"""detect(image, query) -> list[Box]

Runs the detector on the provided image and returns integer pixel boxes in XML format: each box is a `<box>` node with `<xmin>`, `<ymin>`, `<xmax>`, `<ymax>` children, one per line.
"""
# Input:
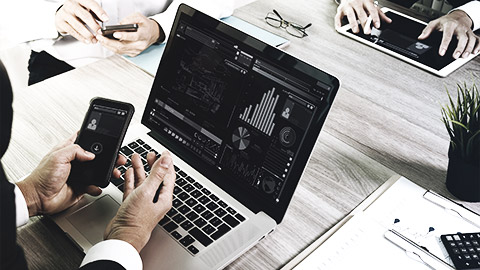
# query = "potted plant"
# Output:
<box><xmin>441</xmin><ymin>82</ymin><xmax>480</xmax><ymax>202</ymax></box>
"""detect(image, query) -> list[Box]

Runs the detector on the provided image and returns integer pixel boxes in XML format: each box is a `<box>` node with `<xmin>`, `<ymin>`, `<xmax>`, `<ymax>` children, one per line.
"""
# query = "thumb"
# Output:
<box><xmin>120</xmin><ymin>12</ymin><xmax>143</xmax><ymax>25</ymax></box>
<box><xmin>59</xmin><ymin>144</ymin><xmax>95</xmax><ymax>163</ymax></box>
<box><xmin>147</xmin><ymin>152</ymin><xmax>173</xmax><ymax>189</ymax></box>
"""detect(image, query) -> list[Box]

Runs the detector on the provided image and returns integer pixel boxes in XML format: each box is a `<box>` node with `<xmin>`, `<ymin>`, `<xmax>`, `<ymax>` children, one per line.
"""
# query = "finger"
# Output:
<box><xmin>345</xmin><ymin>8</ymin><xmax>359</xmax><ymax>33</ymax></box>
<box><xmin>119</xmin><ymin>12</ymin><xmax>143</xmax><ymax>25</ymax></box>
<box><xmin>116</xmin><ymin>154</ymin><xmax>127</xmax><ymax>167</ymax></box>
<box><xmin>334</xmin><ymin>10</ymin><xmax>343</xmax><ymax>29</ymax></box>
<box><xmin>418</xmin><ymin>22</ymin><xmax>436</xmax><ymax>40</ymax></box>
<box><xmin>113</xmin><ymin>31</ymin><xmax>140</xmax><ymax>42</ymax></box>
<box><xmin>58</xmin><ymin>144</ymin><xmax>95</xmax><ymax>163</ymax></box>
<box><xmin>148</xmin><ymin>152</ymin><xmax>175</xmax><ymax>200</ymax></box>
<box><xmin>85</xmin><ymin>185</ymin><xmax>102</xmax><ymax>196</ymax></box>
<box><xmin>354</xmin><ymin>6</ymin><xmax>369</xmax><ymax>32</ymax></box>
<box><xmin>146</xmin><ymin>152</ymin><xmax>157</xmax><ymax>168</ymax></box>
<box><xmin>112</xmin><ymin>168</ymin><xmax>122</xmax><ymax>179</ymax></box>
<box><xmin>96</xmin><ymin>34</ymin><xmax>126</xmax><ymax>54</ymax></box>
<box><xmin>52</xmin><ymin>132</ymin><xmax>78</xmax><ymax>152</ymax></box>
<box><xmin>78</xmin><ymin>0</ymin><xmax>109</xmax><ymax>22</ymax></box>
<box><xmin>364</xmin><ymin>16</ymin><xmax>372</xmax><ymax>35</ymax></box>
<box><xmin>474</xmin><ymin>35</ymin><xmax>480</xmax><ymax>54</ymax></box>
<box><xmin>124</xmin><ymin>168</ymin><xmax>134</xmax><ymax>200</ymax></box>
<box><xmin>74</xmin><ymin>7</ymin><xmax>102</xmax><ymax>39</ymax></box>
<box><xmin>131</xmin><ymin>153</ymin><xmax>146</xmax><ymax>187</ymax></box>
<box><xmin>64</xmin><ymin>14</ymin><xmax>96</xmax><ymax>43</ymax></box>
<box><xmin>379</xmin><ymin>10</ymin><xmax>392</xmax><ymax>24</ymax></box>
<box><xmin>454</xmin><ymin>34</ymin><xmax>468</xmax><ymax>59</ymax></box>
<box><xmin>439</xmin><ymin>26</ymin><xmax>455</xmax><ymax>57</ymax></box>
<box><xmin>365</xmin><ymin>2</ymin><xmax>380</xmax><ymax>29</ymax></box>
<box><xmin>462</xmin><ymin>33</ymin><xmax>476</xmax><ymax>58</ymax></box>
<box><xmin>57</xmin><ymin>20</ymin><xmax>87</xmax><ymax>43</ymax></box>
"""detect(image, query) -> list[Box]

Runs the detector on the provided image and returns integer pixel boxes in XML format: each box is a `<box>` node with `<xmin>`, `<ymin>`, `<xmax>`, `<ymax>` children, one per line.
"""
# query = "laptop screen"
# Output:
<box><xmin>143</xmin><ymin>4</ymin><xmax>339</xmax><ymax>223</ymax></box>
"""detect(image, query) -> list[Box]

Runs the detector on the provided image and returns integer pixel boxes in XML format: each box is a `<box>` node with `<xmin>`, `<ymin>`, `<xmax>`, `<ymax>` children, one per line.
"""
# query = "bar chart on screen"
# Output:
<box><xmin>239</xmin><ymin>87</ymin><xmax>279</xmax><ymax>136</ymax></box>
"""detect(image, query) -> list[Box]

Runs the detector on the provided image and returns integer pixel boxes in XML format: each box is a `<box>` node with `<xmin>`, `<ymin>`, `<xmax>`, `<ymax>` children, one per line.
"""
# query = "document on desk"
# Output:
<box><xmin>124</xmin><ymin>16</ymin><xmax>289</xmax><ymax>76</ymax></box>
<box><xmin>293</xmin><ymin>177</ymin><xmax>480</xmax><ymax>270</ymax></box>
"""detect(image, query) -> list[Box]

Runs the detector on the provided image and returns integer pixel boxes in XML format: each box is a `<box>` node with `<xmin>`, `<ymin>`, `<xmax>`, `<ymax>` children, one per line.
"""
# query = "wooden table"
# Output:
<box><xmin>3</xmin><ymin>0</ymin><xmax>480</xmax><ymax>269</ymax></box>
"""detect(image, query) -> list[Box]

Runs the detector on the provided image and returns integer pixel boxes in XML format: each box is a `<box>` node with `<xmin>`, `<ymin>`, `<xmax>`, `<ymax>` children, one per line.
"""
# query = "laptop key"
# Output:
<box><xmin>178</xmin><ymin>192</ymin><xmax>190</xmax><ymax>201</ymax></box>
<box><xmin>178</xmin><ymin>170</ymin><xmax>187</xmax><ymax>178</ymax></box>
<box><xmin>201</xmin><ymin>210</ymin><xmax>214</xmax><ymax>220</ymax></box>
<box><xmin>174</xmin><ymin>165</ymin><xmax>180</xmax><ymax>172</ymax></box>
<box><xmin>185</xmin><ymin>176</ymin><xmax>195</xmax><ymax>183</ymax></box>
<box><xmin>181</xmin><ymin>221</ymin><xmax>194</xmax><ymax>231</ymax></box>
<box><xmin>223</xmin><ymin>214</ymin><xmax>240</xmax><ymax>228</ymax></box>
<box><xmin>159</xmin><ymin>216</ymin><xmax>170</xmax><ymax>226</ymax></box>
<box><xmin>186</xmin><ymin>211</ymin><xmax>199</xmax><ymax>221</ymax></box>
<box><xmin>201</xmin><ymin>188</ymin><xmax>211</xmax><ymax>196</ymax></box>
<box><xmin>198</xmin><ymin>195</ymin><xmax>210</xmax><ymax>205</ymax></box>
<box><xmin>235</xmin><ymin>213</ymin><xmax>245</xmax><ymax>222</ymax></box>
<box><xmin>210</xmin><ymin>217</ymin><xmax>222</xmax><ymax>227</ymax></box>
<box><xmin>120</xmin><ymin>146</ymin><xmax>133</xmax><ymax>156</ymax></box>
<box><xmin>128</xmin><ymin>142</ymin><xmax>139</xmax><ymax>149</ymax></box>
<box><xmin>189</xmin><ymin>228</ymin><xmax>213</xmax><ymax>247</ymax></box>
<box><xmin>194</xmin><ymin>182</ymin><xmax>203</xmax><ymax>189</ymax></box>
<box><xmin>167</xmin><ymin>208</ymin><xmax>178</xmax><ymax>217</ymax></box>
<box><xmin>111</xmin><ymin>177</ymin><xmax>123</xmax><ymax>186</ymax></box>
<box><xmin>176</xmin><ymin>178</ymin><xmax>187</xmax><ymax>187</ymax></box>
<box><xmin>218</xmin><ymin>200</ymin><xmax>228</xmax><ymax>208</ymax></box>
<box><xmin>173</xmin><ymin>186</ymin><xmax>182</xmax><ymax>195</ymax></box>
<box><xmin>172</xmin><ymin>199</ymin><xmax>182</xmax><ymax>208</ymax></box>
<box><xmin>185</xmin><ymin>198</ymin><xmax>198</xmax><ymax>207</ymax></box>
<box><xmin>178</xmin><ymin>205</ymin><xmax>191</xmax><ymax>215</ymax></box>
<box><xmin>180</xmin><ymin>235</ymin><xmax>195</xmax><ymax>247</ymax></box>
<box><xmin>141</xmin><ymin>152</ymin><xmax>148</xmax><ymax>160</ymax></box>
<box><xmin>209</xmin><ymin>194</ymin><xmax>219</xmax><ymax>202</ymax></box>
<box><xmin>188</xmin><ymin>245</ymin><xmax>199</xmax><ymax>255</ymax></box>
<box><xmin>163</xmin><ymin>222</ymin><xmax>179</xmax><ymax>232</ymax></box>
<box><xmin>202</xmin><ymin>224</ymin><xmax>215</xmax><ymax>235</ymax></box>
<box><xmin>211</xmin><ymin>224</ymin><xmax>231</xmax><ymax>240</ymax></box>
<box><xmin>183</xmin><ymin>184</ymin><xmax>194</xmax><ymax>192</ymax></box>
<box><xmin>194</xmin><ymin>218</ymin><xmax>207</xmax><ymax>228</ymax></box>
<box><xmin>143</xmin><ymin>144</ymin><xmax>152</xmax><ymax>150</ymax></box>
<box><xmin>134</xmin><ymin>146</ymin><xmax>146</xmax><ymax>154</ymax></box>
<box><xmin>214</xmin><ymin>208</ymin><xmax>227</xmax><ymax>218</ymax></box>
<box><xmin>191</xmin><ymin>190</ymin><xmax>202</xmax><ymax>198</ymax></box>
<box><xmin>206</xmin><ymin>202</ymin><xmax>219</xmax><ymax>211</ymax></box>
<box><xmin>226</xmin><ymin>207</ymin><xmax>236</xmax><ymax>215</ymax></box>
<box><xmin>173</xmin><ymin>214</ymin><xmax>186</xmax><ymax>224</ymax></box>
<box><xmin>193</xmin><ymin>205</ymin><xmax>206</xmax><ymax>214</ymax></box>
<box><xmin>136</xmin><ymin>139</ymin><xmax>145</xmax><ymax>145</ymax></box>
<box><xmin>171</xmin><ymin>231</ymin><xmax>182</xmax><ymax>240</ymax></box>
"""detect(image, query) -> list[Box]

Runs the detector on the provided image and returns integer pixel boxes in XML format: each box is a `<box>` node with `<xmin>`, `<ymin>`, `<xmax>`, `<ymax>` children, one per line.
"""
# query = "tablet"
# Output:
<box><xmin>337</xmin><ymin>7</ymin><xmax>477</xmax><ymax>77</ymax></box>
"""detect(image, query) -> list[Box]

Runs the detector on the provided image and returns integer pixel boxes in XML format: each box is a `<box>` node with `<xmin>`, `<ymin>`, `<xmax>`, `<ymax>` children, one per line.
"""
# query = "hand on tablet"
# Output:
<box><xmin>55</xmin><ymin>0</ymin><xmax>109</xmax><ymax>44</ymax></box>
<box><xmin>96</xmin><ymin>12</ymin><xmax>164</xmax><ymax>57</ymax></box>
<box><xmin>418</xmin><ymin>10</ymin><xmax>480</xmax><ymax>59</ymax></box>
<box><xmin>334</xmin><ymin>0</ymin><xmax>391</xmax><ymax>34</ymax></box>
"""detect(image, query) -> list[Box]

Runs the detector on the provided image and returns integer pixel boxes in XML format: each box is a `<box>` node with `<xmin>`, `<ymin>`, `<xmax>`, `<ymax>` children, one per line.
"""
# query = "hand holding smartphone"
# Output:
<box><xmin>68</xmin><ymin>97</ymin><xmax>134</xmax><ymax>188</ymax></box>
<box><xmin>101</xmin><ymin>24</ymin><xmax>138</xmax><ymax>39</ymax></box>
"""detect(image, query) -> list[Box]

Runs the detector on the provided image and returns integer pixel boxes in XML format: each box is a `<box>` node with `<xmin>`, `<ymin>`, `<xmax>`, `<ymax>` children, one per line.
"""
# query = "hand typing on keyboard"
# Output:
<box><xmin>104</xmin><ymin>151</ymin><xmax>176</xmax><ymax>252</ymax></box>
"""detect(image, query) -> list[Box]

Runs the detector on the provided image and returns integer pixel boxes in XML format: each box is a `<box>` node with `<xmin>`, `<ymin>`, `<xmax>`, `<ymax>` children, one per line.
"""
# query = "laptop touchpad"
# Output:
<box><xmin>66</xmin><ymin>195</ymin><xmax>120</xmax><ymax>245</ymax></box>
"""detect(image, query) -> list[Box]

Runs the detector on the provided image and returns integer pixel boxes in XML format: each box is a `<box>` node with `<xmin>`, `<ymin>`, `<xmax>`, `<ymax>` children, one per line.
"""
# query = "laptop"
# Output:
<box><xmin>53</xmin><ymin>4</ymin><xmax>339</xmax><ymax>269</ymax></box>
<box><xmin>337</xmin><ymin>7</ymin><xmax>478</xmax><ymax>77</ymax></box>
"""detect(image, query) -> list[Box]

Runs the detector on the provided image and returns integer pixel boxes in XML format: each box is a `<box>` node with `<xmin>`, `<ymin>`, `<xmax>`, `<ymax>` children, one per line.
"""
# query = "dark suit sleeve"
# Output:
<box><xmin>79</xmin><ymin>260</ymin><xmax>125</xmax><ymax>270</ymax></box>
<box><xmin>0</xmin><ymin>164</ymin><xmax>28</xmax><ymax>270</ymax></box>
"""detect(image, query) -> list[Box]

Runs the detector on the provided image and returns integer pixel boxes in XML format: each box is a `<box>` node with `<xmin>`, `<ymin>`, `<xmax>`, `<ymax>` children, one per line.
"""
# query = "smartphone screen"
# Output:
<box><xmin>69</xmin><ymin>98</ymin><xmax>134</xmax><ymax>188</ymax></box>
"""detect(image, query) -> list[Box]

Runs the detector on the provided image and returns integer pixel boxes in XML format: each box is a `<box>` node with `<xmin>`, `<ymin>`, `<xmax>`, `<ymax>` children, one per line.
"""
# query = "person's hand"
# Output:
<box><xmin>418</xmin><ymin>10</ymin><xmax>480</xmax><ymax>58</ymax></box>
<box><xmin>16</xmin><ymin>133</ymin><xmax>126</xmax><ymax>216</ymax></box>
<box><xmin>96</xmin><ymin>12</ymin><xmax>163</xmax><ymax>57</ymax></box>
<box><xmin>104</xmin><ymin>151</ymin><xmax>175</xmax><ymax>252</ymax></box>
<box><xmin>55</xmin><ymin>0</ymin><xmax>109</xmax><ymax>44</ymax></box>
<box><xmin>334</xmin><ymin>0</ymin><xmax>392</xmax><ymax>34</ymax></box>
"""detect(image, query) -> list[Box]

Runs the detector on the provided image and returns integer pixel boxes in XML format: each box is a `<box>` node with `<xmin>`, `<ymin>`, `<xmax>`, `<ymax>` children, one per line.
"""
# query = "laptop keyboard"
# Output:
<box><xmin>111</xmin><ymin>138</ymin><xmax>246</xmax><ymax>255</ymax></box>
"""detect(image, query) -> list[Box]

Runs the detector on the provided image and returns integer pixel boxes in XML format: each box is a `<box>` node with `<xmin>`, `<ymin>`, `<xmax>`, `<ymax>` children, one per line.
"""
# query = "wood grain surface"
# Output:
<box><xmin>2</xmin><ymin>0</ymin><xmax>480</xmax><ymax>269</ymax></box>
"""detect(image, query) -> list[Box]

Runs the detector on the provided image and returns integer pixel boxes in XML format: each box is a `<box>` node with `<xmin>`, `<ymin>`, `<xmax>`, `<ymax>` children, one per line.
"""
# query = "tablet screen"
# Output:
<box><xmin>348</xmin><ymin>11</ymin><xmax>456</xmax><ymax>70</ymax></box>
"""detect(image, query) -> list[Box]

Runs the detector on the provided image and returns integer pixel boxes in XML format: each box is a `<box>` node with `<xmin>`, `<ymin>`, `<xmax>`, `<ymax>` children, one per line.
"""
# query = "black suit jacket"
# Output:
<box><xmin>0</xmin><ymin>61</ymin><xmax>125</xmax><ymax>270</ymax></box>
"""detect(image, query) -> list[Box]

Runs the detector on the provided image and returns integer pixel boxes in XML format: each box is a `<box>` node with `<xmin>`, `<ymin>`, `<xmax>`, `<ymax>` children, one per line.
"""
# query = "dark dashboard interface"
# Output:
<box><xmin>349</xmin><ymin>11</ymin><xmax>456</xmax><ymax>70</ymax></box>
<box><xmin>143</xmin><ymin>6</ymin><xmax>339</xmax><ymax>223</ymax></box>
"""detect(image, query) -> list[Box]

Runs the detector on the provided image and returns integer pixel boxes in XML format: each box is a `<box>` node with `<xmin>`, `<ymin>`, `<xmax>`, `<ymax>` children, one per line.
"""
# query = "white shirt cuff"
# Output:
<box><xmin>80</xmin><ymin>239</ymin><xmax>142</xmax><ymax>270</ymax></box>
<box><xmin>14</xmin><ymin>184</ymin><xmax>30</xmax><ymax>227</ymax></box>
<box><xmin>450</xmin><ymin>1</ymin><xmax>480</xmax><ymax>31</ymax></box>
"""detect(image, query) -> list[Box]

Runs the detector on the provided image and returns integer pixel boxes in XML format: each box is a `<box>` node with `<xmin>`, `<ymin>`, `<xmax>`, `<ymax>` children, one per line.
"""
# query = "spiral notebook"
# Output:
<box><xmin>284</xmin><ymin>175</ymin><xmax>480</xmax><ymax>270</ymax></box>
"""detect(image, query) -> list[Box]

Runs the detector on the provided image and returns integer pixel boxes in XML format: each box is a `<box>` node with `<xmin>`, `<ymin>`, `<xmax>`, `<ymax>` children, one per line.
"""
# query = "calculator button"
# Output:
<box><xmin>454</xmin><ymin>235</ymin><xmax>461</xmax><ymax>241</ymax></box>
<box><xmin>465</xmin><ymin>241</ymin><xmax>473</xmax><ymax>247</ymax></box>
<box><xmin>465</xmin><ymin>255</ymin><xmax>472</xmax><ymax>260</ymax></box>
<box><xmin>473</xmin><ymin>240</ymin><xmax>479</xmax><ymax>246</ymax></box>
<box><xmin>449</xmin><ymin>242</ymin><xmax>457</xmax><ymax>247</ymax></box>
<box><xmin>461</xmin><ymin>248</ymin><xmax>468</xmax><ymax>253</ymax></box>
<box><xmin>453</xmin><ymin>248</ymin><xmax>461</xmax><ymax>254</ymax></box>
<box><xmin>446</xmin><ymin>235</ymin><xmax>453</xmax><ymax>241</ymax></box>
<box><xmin>468</xmin><ymin>247</ymin><xmax>475</xmax><ymax>253</ymax></box>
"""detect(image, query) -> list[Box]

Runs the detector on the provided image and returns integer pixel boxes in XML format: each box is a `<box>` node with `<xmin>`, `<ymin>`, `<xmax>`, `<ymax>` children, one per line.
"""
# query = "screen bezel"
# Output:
<box><xmin>336</xmin><ymin>7</ymin><xmax>476</xmax><ymax>77</ymax></box>
<box><xmin>142</xmin><ymin>4</ymin><xmax>340</xmax><ymax>223</ymax></box>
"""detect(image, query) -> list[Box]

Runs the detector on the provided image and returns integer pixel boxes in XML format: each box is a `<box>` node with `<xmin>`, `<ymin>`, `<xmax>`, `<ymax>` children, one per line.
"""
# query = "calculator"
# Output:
<box><xmin>441</xmin><ymin>233</ymin><xmax>480</xmax><ymax>270</ymax></box>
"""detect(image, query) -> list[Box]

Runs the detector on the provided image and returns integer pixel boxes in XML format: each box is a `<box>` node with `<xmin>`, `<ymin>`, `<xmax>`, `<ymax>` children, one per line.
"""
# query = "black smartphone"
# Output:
<box><xmin>68</xmin><ymin>97</ymin><xmax>134</xmax><ymax>188</ymax></box>
<box><xmin>101</xmin><ymin>24</ymin><xmax>138</xmax><ymax>38</ymax></box>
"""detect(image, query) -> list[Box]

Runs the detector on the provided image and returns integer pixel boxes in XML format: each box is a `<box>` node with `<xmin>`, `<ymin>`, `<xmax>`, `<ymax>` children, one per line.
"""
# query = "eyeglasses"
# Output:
<box><xmin>264</xmin><ymin>10</ymin><xmax>312</xmax><ymax>38</ymax></box>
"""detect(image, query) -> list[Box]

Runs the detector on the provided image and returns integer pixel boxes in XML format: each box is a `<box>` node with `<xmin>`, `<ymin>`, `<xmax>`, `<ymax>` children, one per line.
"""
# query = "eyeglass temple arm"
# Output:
<box><xmin>273</xmin><ymin>10</ymin><xmax>284</xmax><ymax>21</ymax></box>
